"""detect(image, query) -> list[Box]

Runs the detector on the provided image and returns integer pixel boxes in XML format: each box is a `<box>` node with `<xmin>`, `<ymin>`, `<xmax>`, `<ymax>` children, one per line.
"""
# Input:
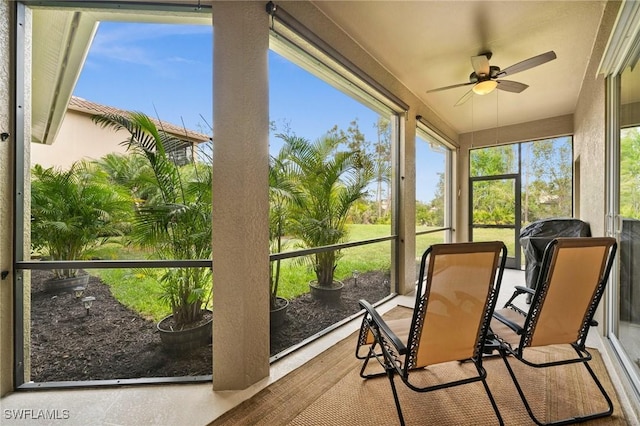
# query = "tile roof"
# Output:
<box><xmin>68</xmin><ymin>96</ymin><xmax>211</xmax><ymax>143</ymax></box>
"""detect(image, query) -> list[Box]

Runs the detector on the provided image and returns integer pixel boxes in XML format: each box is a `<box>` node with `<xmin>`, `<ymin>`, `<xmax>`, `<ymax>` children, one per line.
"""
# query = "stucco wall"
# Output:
<box><xmin>0</xmin><ymin>0</ymin><xmax>13</xmax><ymax>397</ymax></box>
<box><xmin>573</xmin><ymin>1</ymin><xmax>619</xmax><ymax>238</ymax></box>
<box><xmin>30</xmin><ymin>110</ymin><xmax>130</xmax><ymax>169</ymax></box>
<box><xmin>1</xmin><ymin>0</ymin><xmax>35</xmax><ymax>394</ymax></box>
<box><xmin>211</xmin><ymin>1</ymin><xmax>270</xmax><ymax>390</ymax></box>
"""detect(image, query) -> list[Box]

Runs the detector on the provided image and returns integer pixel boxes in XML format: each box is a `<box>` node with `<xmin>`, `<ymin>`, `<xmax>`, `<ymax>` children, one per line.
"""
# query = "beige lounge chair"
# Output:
<box><xmin>356</xmin><ymin>241</ymin><xmax>507</xmax><ymax>426</ymax></box>
<box><xmin>491</xmin><ymin>237</ymin><xmax>617</xmax><ymax>425</ymax></box>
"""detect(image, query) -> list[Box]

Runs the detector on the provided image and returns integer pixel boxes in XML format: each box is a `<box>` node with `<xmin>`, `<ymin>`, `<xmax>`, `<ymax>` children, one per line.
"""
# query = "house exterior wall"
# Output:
<box><xmin>0</xmin><ymin>0</ymin><xmax>33</xmax><ymax>397</ymax></box>
<box><xmin>0</xmin><ymin>0</ymin><xmax>13</xmax><ymax>398</ymax></box>
<box><xmin>573</xmin><ymin>1</ymin><xmax>619</xmax><ymax>238</ymax></box>
<box><xmin>30</xmin><ymin>109</ymin><xmax>130</xmax><ymax>169</ymax></box>
<box><xmin>571</xmin><ymin>0</ymin><xmax>618</xmax><ymax>342</ymax></box>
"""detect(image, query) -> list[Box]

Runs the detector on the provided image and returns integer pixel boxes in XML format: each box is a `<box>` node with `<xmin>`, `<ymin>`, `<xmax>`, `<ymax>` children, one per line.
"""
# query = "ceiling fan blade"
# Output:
<box><xmin>471</xmin><ymin>54</ymin><xmax>490</xmax><ymax>76</ymax></box>
<box><xmin>497</xmin><ymin>51</ymin><xmax>556</xmax><ymax>77</ymax></box>
<box><xmin>454</xmin><ymin>89</ymin><xmax>474</xmax><ymax>107</ymax></box>
<box><xmin>427</xmin><ymin>81</ymin><xmax>474</xmax><ymax>93</ymax></box>
<box><xmin>496</xmin><ymin>79</ymin><xmax>529</xmax><ymax>93</ymax></box>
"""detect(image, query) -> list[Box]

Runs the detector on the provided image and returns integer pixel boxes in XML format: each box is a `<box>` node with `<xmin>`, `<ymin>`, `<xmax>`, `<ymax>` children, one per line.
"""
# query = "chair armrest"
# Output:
<box><xmin>493</xmin><ymin>310</ymin><xmax>524</xmax><ymax>335</ymax></box>
<box><xmin>514</xmin><ymin>285</ymin><xmax>534</xmax><ymax>295</ymax></box>
<box><xmin>502</xmin><ymin>285</ymin><xmax>535</xmax><ymax>310</ymax></box>
<box><xmin>359</xmin><ymin>299</ymin><xmax>408</xmax><ymax>355</ymax></box>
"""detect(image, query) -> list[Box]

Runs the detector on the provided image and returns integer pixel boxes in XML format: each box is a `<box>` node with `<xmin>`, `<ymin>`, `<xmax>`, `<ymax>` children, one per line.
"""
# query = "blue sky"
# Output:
<box><xmin>74</xmin><ymin>21</ymin><xmax>442</xmax><ymax>202</ymax></box>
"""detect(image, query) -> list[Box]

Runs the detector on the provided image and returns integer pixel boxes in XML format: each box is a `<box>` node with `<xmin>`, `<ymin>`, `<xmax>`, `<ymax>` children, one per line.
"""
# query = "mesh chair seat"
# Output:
<box><xmin>356</xmin><ymin>241</ymin><xmax>507</xmax><ymax>426</ymax></box>
<box><xmin>491</xmin><ymin>237</ymin><xmax>617</xmax><ymax>425</ymax></box>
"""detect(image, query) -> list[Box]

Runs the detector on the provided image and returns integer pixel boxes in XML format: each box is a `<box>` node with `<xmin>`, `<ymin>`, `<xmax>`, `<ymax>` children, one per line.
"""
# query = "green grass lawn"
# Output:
<box><xmin>88</xmin><ymin>240</ymin><xmax>170</xmax><ymax>321</ymax></box>
<box><xmin>271</xmin><ymin>224</ymin><xmax>394</xmax><ymax>300</ymax></box>
<box><xmin>471</xmin><ymin>228</ymin><xmax>517</xmax><ymax>258</ymax></box>
<box><xmin>89</xmin><ymin>225</ymin><xmax>512</xmax><ymax>321</ymax></box>
<box><xmin>90</xmin><ymin>268</ymin><xmax>170</xmax><ymax>322</ymax></box>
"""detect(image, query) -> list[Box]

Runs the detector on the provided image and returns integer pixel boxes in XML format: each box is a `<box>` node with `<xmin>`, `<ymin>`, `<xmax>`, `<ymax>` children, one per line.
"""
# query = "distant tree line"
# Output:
<box><xmin>621</xmin><ymin>128</ymin><xmax>640</xmax><ymax>218</ymax></box>
<box><xmin>469</xmin><ymin>138</ymin><xmax>572</xmax><ymax>227</ymax></box>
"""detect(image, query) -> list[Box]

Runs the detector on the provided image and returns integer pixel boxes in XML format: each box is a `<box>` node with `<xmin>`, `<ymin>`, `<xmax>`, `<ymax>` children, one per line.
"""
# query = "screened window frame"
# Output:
<box><xmin>13</xmin><ymin>0</ymin><xmax>217</xmax><ymax>389</ymax></box>
<box><xmin>14</xmin><ymin>0</ymin><xmax>406</xmax><ymax>388</ymax></box>
<box><xmin>265</xmin><ymin>2</ymin><xmax>404</xmax><ymax>293</ymax></box>
<box><xmin>415</xmin><ymin>120</ymin><xmax>455</xmax><ymax>241</ymax></box>
<box><xmin>467</xmin><ymin>136</ymin><xmax>575</xmax><ymax>270</ymax></box>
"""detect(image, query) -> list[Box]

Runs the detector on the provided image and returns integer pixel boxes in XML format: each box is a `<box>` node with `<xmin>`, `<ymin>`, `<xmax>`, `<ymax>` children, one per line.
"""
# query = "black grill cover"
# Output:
<box><xmin>620</xmin><ymin>219</ymin><xmax>640</xmax><ymax>323</ymax></box>
<box><xmin>520</xmin><ymin>218</ymin><xmax>591</xmax><ymax>290</ymax></box>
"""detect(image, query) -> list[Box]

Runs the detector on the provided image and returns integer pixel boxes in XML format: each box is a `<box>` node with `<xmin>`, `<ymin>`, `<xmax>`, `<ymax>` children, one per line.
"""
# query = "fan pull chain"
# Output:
<box><xmin>471</xmin><ymin>96</ymin><xmax>474</xmax><ymax>148</ymax></box>
<box><xmin>495</xmin><ymin>90</ymin><xmax>499</xmax><ymax>145</ymax></box>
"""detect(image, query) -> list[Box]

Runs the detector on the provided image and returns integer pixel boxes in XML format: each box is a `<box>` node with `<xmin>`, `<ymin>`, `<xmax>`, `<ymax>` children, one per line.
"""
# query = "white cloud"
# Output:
<box><xmin>89</xmin><ymin>22</ymin><xmax>211</xmax><ymax>69</ymax></box>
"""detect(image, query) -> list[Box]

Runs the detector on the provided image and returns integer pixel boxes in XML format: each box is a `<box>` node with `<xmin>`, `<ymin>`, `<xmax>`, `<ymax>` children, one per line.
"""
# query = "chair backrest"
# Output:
<box><xmin>406</xmin><ymin>241</ymin><xmax>506</xmax><ymax>371</ymax></box>
<box><xmin>523</xmin><ymin>237</ymin><xmax>617</xmax><ymax>348</ymax></box>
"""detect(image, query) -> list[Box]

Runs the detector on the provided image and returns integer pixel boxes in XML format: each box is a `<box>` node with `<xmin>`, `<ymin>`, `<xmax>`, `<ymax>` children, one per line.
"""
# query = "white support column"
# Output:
<box><xmin>211</xmin><ymin>1</ymin><xmax>270</xmax><ymax>390</ymax></box>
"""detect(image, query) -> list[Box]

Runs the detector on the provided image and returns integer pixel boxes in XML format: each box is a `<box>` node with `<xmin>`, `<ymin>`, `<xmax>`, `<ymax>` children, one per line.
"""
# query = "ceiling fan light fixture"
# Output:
<box><xmin>472</xmin><ymin>80</ymin><xmax>497</xmax><ymax>95</ymax></box>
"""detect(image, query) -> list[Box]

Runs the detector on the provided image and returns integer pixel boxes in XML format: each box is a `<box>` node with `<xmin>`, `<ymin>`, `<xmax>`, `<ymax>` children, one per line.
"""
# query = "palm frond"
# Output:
<box><xmin>93</xmin><ymin>111</ymin><xmax>213</xmax><ymax>327</ymax></box>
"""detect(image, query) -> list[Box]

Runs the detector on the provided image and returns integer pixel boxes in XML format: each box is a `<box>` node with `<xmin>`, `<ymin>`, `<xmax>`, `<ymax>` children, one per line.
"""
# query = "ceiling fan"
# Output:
<box><xmin>427</xmin><ymin>50</ymin><xmax>557</xmax><ymax>106</ymax></box>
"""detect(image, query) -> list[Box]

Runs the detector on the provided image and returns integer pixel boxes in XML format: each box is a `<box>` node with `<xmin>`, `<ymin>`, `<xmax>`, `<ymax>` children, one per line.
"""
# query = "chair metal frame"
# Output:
<box><xmin>356</xmin><ymin>241</ymin><xmax>507</xmax><ymax>426</ymax></box>
<box><xmin>491</xmin><ymin>237</ymin><xmax>617</xmax><ymax>426</ymax></box>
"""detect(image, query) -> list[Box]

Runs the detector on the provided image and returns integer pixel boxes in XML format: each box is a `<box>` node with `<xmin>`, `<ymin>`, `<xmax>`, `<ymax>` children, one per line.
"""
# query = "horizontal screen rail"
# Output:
<box><xmin>16</xmin><ymin>236</ymin><xmax>397</xmax><ymax>269</ymax></box>
<box><xmin>415</xmin><ymin>227</ymin><xmax>451</xmax><ymax>236</ymax></box>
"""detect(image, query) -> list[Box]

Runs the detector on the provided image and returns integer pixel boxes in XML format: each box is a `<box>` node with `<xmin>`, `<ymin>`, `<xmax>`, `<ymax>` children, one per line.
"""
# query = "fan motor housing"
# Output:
<box><xmin>470</xmin><ymin>65</ymin><xmax>501</xmax><ymax>83</ymax></box>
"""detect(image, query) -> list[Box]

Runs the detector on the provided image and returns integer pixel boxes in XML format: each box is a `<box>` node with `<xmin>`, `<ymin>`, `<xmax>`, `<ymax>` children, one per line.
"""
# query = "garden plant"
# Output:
<box><xmin>269</xmin><ymin>147</ymin><xmax>302</xmax><ymax>312</ymax></box>
<box><xmin>93</xmin><ymin>112</ymin><xmax>213</xmax><ymax>330</ymax></box>
<box><xmin>31</xmin><ymin>161</ymin><xmax>131</xmax><ymax>281</ymax></box>
<box><xmin>277</xmin><ymin>133</ymin><xmax>374</xmax><ymax>292</ymax></box>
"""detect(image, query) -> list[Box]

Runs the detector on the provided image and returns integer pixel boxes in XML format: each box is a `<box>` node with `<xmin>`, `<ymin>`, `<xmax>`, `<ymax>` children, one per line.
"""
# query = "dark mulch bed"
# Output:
<box><xmin>29</xmin><ymin>269</ymin><xmax>390</xmax><ymax>382</ymax></box>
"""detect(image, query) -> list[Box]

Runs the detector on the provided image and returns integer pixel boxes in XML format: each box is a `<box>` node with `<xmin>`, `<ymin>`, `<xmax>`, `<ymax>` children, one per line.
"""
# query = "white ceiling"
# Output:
<box><xmin>312</xmin><ymin>1</ymin><xmax>608</xmax><ymax>134</ymax></box>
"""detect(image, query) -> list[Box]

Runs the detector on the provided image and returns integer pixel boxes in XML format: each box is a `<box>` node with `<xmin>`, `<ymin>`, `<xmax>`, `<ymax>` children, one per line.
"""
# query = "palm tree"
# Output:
<box><xmin>93</xmin><ymin>112</ymin><xmax>212</xmax><ymax>328</ymax></box>
<box><xmin>269</xmin><ymin>149</ymin><xmax>302</xmax><ymax>310</ymax></box>
<box><xmin>95</xmin><ymin>152</ymin><xmax>158</xmax><ymax>208</ymax></box>
<box><xmin>31</xmin><ymin>161</ymin><xmax>132</xmax><ymax>280</ymax></box>
<box><xmin>278</xmin><ymin>133</ymin><xmax>374</xmax><ymax>289</ymax></box>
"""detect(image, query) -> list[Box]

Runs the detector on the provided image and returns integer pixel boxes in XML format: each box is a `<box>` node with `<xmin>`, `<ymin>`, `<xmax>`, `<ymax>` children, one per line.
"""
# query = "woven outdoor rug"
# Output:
<box><xmin>210</xmin><ymin>307</ymin><xmax>627</xmax><ymax>425</ymax></box>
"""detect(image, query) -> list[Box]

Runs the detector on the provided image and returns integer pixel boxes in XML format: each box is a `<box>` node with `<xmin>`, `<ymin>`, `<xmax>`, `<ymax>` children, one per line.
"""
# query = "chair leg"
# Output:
<box><xmin>570</xmin><ymin>344</ymin><xmax>614</xmax><ymax>420</ymax></box>
<box><xmin>386</xmin><ymin>366</ymin><xmax>406</xmax><ymax>426</ymax></box>
<box><xmin>581</xmin><ymin>360</ymin><xmax>614</xmax><ymax>419</ymax></box>
<box><xmin>498</xmin><ymin>349</ymin><xmax>614</xmax><ymax>425</ymax></box>
<box><xmin>360</xmin><ymin>339</ymin><xmax>406</xmax><ymax>425</ymax></box>
<box><xmin>479</xmin><ymin>374</ymin><xmax>504</xmax><ymax>426</ymax></box>
<box><xmin>359</xmin><ymin>341</ymin><xmax>387</xmax><ymax>379</ymax></box>
<box><xmin>499</xmin><ymin>350</ymin><xmax>546</xmax><ymax>425</ymax></box>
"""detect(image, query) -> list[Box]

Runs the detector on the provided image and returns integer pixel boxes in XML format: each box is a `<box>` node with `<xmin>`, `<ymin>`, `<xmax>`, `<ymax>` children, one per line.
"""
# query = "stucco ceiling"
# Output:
<box><xmin>312</xmin><ymin>1</ymin><xmax>608</xmax><ymax>134</ymax></box>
